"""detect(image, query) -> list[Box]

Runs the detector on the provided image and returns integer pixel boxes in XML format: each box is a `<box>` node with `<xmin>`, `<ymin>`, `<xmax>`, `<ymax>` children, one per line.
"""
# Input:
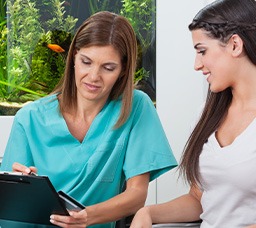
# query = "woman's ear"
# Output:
<box><xmin>229</xmin><ymin>34</ymin><xmax>244</xmax><ymax>57</ymax></box>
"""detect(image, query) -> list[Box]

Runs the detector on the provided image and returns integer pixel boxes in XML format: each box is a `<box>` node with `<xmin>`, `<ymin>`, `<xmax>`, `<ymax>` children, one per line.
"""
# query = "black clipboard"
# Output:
<box><xmin>0</xmin><ymin>172</ymin><xmax>70</xmax><ymax>226</ymax></box>
<box><xmin>58</xmin><ymin>190</ymin><xmax>85</xmax><ymax>211</ymax></box>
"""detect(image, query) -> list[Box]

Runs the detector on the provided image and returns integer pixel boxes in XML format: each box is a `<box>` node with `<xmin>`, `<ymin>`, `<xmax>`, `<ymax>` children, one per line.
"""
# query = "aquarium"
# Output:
<box><xmin>0</xmin><ymin>0</ymin><xmax>156</xmax><ymax>115</ymax></box>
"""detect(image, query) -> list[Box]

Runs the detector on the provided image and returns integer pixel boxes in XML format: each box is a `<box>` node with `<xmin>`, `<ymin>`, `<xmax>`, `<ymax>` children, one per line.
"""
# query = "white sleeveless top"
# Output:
<box><xmin>199</xmin><ymin>118</ymin><xmax>256</xmax><ymax>228</ymax></box>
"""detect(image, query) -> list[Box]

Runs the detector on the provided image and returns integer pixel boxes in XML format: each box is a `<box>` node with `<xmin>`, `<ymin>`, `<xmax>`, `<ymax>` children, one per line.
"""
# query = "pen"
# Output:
<box><xmin>28</xmin><ymin>171</ymin><xmax>38</xmax><ymax>176</ymax></box>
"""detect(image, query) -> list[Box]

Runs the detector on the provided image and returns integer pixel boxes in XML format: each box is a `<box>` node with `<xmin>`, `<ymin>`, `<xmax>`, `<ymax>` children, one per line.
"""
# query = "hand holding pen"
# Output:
<box><xmin>12</xmin><ymin>162</ymin><xmax>38</xmax><ymax>176</ymax></box>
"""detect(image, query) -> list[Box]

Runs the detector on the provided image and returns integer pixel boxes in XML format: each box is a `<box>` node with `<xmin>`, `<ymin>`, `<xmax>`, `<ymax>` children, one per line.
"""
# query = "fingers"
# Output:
<box><xmin>12</xmin><ymin>162</ymin><xmax>30</xmax><ymax>174</ymax></box>
<box><xmin>12</xmin><ymin>162</ymin><xmax>37</xmax><ymax>175</ymax></box>
<box><xmin>50</xmin><ymin>210</ymin><xmax>87</xmax><ymax>228</ymax></box>
<box><xmin>29</xmin><ymin>166</ymin><xmax>38</xmax><ymax>174</ymax></box>
<box><xmin>50</xmin><ymin>216</ymin><xmax>86</xmax><ymax>228</ymax></box>
<box><xmin>50</xmin><ymin>215</ymin><xmax>78</xmax><ymax>227</ymax></box>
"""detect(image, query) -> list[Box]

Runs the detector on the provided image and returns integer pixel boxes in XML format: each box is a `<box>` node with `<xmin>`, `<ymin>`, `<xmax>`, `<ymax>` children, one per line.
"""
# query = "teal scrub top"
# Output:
<box><xmin>1</xmin><ymin>89</ymin><xmax>177</xmax><ymax>228</ymax></box>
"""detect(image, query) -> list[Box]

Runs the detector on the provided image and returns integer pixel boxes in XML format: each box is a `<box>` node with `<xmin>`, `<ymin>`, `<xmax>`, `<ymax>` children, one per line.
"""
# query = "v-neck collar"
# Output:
<box><xmin>44</xmin><ymin>95</ymin><xmax>111</xmax><ymax>146</ymax></box>
<box><xmin>212</xmin><ymin>118</ymin><xmax>256</xmax><ymax>150</ymax></box>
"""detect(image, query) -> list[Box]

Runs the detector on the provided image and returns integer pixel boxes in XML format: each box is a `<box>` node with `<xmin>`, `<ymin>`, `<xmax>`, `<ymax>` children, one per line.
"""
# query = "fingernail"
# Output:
<box><xmin>25</xmin><ymin>168</ymin><xmax>31</xmax><ymax>173</ymax></box>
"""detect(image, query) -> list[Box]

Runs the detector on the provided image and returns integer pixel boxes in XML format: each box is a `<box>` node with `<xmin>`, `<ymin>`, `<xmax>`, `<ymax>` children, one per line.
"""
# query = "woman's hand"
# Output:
<box><xmin>12</xmin><ymin>162</ymin><xmax>37</xmax><ymax>175</ymax></box>
<box><xmin>50</xmin><ymin>209</ymin><xmax>88</xmax><ymax>228</ymax></box>
<box><xmin>130</xmin><ymin>207</ymin><xmax>152</xmax><ymax>228</ymax></box>
<box><xmin>131</xmin><ymin>185</ymin><xmax>203</xmax><ymax>228</ymax></box>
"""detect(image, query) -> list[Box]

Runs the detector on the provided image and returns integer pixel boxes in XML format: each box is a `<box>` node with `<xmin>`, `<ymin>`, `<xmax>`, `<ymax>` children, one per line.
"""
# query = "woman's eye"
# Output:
<box><xmin>104</xmin><ymin>67</ymin><xmax>115</xmax><ymax>71</ymax></box>
<box><xmin>198</xmin><ymin>50</ymin><xmax>206</xmax><ymax>55</ymax></box>
<box><xmin>82</xmin><ymin>60</ymin><xmax>91</xmax><ymax>65</ymax></box>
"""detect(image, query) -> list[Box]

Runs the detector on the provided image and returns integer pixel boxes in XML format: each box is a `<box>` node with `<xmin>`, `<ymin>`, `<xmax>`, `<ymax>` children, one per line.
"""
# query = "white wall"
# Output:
<box><xmin>0</xmin><ymin>116</ymin><xmax>13</xmax><ymax>160</ymax></box>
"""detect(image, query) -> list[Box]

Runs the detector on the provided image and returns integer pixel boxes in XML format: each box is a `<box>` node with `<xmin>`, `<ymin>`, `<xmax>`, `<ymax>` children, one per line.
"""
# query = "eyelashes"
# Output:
<box><xmin>81</xmin><ymin>60</ymin><xmax>116</xmax><ymax>72</ymax></box>
<box><xmin>197</xmin><ymin>50</ymin><xmax>206</xmax><ymax>55</ymax></box>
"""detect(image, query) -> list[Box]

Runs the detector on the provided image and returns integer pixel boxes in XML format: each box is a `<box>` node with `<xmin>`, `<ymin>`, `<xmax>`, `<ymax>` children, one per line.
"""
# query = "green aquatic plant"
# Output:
<box><xmin>1</xmin><ymin>0</ymin><xmax>155</xmax><ymax>107</ymax></box>
<box><xmin>35</xmin><ymin>0</ymin><xmax>77</xmax><ymax>33</ymax></box>
<box><xmin>31</xmin><ymin>30</ymin><xmax>72</xmax><ymax>95</ymax></box>
<box><xmin>0</xmin><ymin>0</ymin><xmax>6</xmax><ymax>31</ymax></box>
<box><xmin>0</xmin><ymin>0</ymin><xmax>7</xmax><ymax>99</ymax></box>
<box><xmin>6</xmin><ymin>0</ymin><xmax>44</xmax><ymax>101</ymax></box>
<box><xmin>2</xmin><ymin>0</ymin><xmax>77</xmax><ymax>103</ymax></box>
<box><xmin>121</xmin><ymin>0</ymin><xmax>156</xmax><ymax>53</ymax></box>
<box><xmin>120</xmin><ymin>0</ymin><xmax>155</xmax><ymax>85</ymax></box>
<box><xmin>0</xmin><ymin>25</ymin><xmax>7</xmax><ymax>98</ymax></box>
<box><xmin>88</xmin><ymin>0</ymin><xmax>121</xmax><ymax>14</ymax></box>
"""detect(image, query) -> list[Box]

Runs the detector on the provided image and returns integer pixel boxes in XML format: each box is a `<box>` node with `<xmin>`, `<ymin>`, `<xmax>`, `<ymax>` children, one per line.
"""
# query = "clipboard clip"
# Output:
<box><xmin>0</xmin><ymin>171</ymin><xmax>23</xmax><ymax>175</ymax></box>
<box><xmin>0</xmin><ymin>171</ymin><xmax>38</xmax><ymax>176</ymax></box>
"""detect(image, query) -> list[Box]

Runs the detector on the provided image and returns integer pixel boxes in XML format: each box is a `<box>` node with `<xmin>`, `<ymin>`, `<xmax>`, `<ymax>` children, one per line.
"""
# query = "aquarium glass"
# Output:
<box><xmin>0</xmin><ymin>0</ymin><xmax>156</xmax><ymax>115</ymax></box>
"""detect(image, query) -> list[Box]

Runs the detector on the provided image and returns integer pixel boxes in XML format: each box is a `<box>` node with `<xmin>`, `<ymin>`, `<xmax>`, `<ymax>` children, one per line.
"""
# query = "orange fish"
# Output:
<box><xmin>47</xmin><ymin>44</ymin><xmax>65</xmax><ymax>53</ymax></box>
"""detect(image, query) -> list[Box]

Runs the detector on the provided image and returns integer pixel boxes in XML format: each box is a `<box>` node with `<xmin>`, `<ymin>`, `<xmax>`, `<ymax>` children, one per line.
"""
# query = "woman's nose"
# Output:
<box><xmin>88</xmin><ymin>66</ymin><xmax>100</xmax><ymax>80</ymax></box>
<box><xmin>194</xmin><ymin>56</ymin><xmax>203</xmax><ymax>71</ymax></box>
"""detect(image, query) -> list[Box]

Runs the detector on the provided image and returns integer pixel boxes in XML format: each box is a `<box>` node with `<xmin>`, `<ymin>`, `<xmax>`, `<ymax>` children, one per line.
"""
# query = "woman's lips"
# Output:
<box><xmin>85</xmin><ymin>82</ymin><xmax>101</xmax><ymax>91</ymax></box>
<box><xmin>203</xmin><ymin>72</ymin><xmax>211</xmax><ymax>82</ymax></box>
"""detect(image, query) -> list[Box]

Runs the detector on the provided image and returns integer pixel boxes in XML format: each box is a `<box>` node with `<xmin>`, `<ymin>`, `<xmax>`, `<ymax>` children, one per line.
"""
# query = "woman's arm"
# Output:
<box><xmin>130</xmin><ymin>185</ymin><xmax>203</xmax><ymax>228</ymax></box>
<box><xmin>50</xmin><ymin>172</ymin><xmax>150</xmax><ymax>227</ymax></box>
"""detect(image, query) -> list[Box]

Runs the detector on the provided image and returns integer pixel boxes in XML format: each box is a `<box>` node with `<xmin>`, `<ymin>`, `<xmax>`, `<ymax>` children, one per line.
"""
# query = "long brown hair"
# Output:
<box><xmin>179</xmin><ymin>0</ymin><xmax>256</xmax><ymax>185</ymax></box>
<box><xmin>53</xmin><ymin>11</ymin><xmax>137</xmax><ymax>128</ymax></box>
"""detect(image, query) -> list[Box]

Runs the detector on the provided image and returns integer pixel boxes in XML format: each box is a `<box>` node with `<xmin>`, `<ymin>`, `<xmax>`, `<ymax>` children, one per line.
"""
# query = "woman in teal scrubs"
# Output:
<box><xmin>1</xmin><ymin>11</ymin><xmax>177</xmax><ymax>228</ymax></box>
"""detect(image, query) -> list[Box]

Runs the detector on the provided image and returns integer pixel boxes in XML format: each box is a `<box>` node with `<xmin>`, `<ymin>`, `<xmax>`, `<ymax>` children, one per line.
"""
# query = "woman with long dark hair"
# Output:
<box><xmin>131</xmin><ymin>0</ymin><xmax>256</xmax><ymax>227</ymax></box>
